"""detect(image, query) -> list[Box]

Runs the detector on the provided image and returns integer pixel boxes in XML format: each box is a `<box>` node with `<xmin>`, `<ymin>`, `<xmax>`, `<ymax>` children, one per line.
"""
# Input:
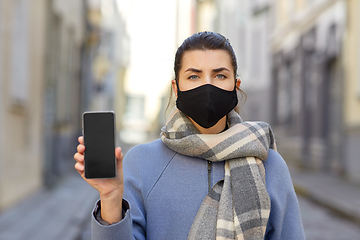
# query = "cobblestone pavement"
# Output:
<box><xmin>298</xmin><ymin>196</ymin><xmax>360</xmax><ymax>240</ymax></box>
<box><xmin>0</xmin><ymin>173</ymin><xmax>99</xmax><ymax>240</ymax></box>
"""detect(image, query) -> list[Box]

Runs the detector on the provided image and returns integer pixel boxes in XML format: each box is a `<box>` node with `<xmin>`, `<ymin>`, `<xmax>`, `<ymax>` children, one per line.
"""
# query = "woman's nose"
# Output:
<box><xmin>204</xmin><ymin>75</ymin><xmax>212</xmax><ymax>85</ymax></box>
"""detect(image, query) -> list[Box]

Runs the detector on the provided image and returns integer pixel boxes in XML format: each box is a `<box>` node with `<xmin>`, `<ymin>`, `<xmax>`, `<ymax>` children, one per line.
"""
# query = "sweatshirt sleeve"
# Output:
<box><xmin>91</xmin><ymin>199</ymin><xmax>135</xmax><ymax>240</ymax></box>
<box><xmin>264</xmin><ymin>149</ymin><xmax>306</xmax><ymax>240</ymax></box>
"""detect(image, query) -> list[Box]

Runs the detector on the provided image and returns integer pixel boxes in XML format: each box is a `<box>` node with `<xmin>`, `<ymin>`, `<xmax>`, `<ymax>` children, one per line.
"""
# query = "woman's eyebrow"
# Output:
<box><xmin>185</xmin><ymin>68</ymin><xmax>202</xmax><ymax>73</ymax></box>
<box><xmin>212</xmin><ymin>67</ymin><xmax>230</xmax><ymax>73</ymax></box>
<box><xmin>185</xmin><ymin>67</ymin><xmax>230</xmax><ymax>73</ymax></box>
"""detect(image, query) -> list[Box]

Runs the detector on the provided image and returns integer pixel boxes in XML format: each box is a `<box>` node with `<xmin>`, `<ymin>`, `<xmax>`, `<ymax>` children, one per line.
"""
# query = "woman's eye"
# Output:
<box><xmin>188</xmin><ymin>75</ymin><xmax>199</xmax><ymax>80</ymax></box>
<box><xmin>216</xmin><ymin>74</ymin><xmax>227</xmax><ymax>79</ymax></box>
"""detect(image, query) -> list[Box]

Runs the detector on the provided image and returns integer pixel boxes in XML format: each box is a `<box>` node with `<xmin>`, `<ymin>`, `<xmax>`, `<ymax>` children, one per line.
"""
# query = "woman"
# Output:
<box><xmin>74</xmin><ymin>31</ymin><xmax>305</xmax><ymax>240</ymax></box>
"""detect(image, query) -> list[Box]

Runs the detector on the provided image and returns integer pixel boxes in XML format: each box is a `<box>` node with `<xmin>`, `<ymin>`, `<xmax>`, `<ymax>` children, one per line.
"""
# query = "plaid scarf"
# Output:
<box><xmin>160</xmin><ymin>108</ymin><xmax>276</xmax><ymax>240</ymax></box>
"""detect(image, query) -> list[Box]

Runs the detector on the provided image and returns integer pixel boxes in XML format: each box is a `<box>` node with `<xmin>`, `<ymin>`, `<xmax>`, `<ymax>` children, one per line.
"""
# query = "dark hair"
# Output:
<box><xmin>167</xmin><ymin>31</ymin><xmax>246</xmax><ymax>114</ymax></box>
<box><xmin>174</xmin><ymin>31</ymin><xmax>238</xmax><ymax>82</ymax></box>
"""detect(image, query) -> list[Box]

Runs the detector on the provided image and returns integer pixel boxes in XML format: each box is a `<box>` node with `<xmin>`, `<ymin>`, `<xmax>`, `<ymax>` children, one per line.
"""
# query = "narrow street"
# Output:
<box><xmin>298</xmin><ymin>196</ymin><xmax>360</xmax><ymax>240</ymax></box>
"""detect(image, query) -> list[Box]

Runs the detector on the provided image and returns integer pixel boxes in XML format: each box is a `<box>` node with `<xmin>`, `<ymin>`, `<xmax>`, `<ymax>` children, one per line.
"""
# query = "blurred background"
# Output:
<box><xmin>0</xmin><ymin>0</ymin><xmax>360</xmax><ymax>239</ymax></box>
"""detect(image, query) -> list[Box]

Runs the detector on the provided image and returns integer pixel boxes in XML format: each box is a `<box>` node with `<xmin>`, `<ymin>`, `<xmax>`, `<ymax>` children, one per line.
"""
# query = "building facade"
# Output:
<box><xmin>196</xmin><ymin>0</ymin><xmax>360</xmax><ymax>183</ymax></box>
<box><xmin>342</xmin><ymin>0</ymin><xmax>360</xmax><ymax>183</ymax></box>
<box><xmin>43</xmin><ymin>0</ymin><xmax>87</xmax><ymax>187</ymax></box>
<box><xmin>0</xmin><ymin>0</ymin><xmax>87</xmax><ymax>210</ymax></box>
<box><xmin>0</xmin><ymin>0</ymin><xmax>48</xmax><ymax>210</ymax></box>
<box><xmin>270</xmin><ymin>0</ymin><xmax>360</xmax><ymax>184</ymax></box>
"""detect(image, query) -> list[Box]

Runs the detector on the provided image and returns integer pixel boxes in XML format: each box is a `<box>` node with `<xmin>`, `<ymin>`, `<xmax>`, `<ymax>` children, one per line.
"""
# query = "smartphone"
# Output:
<box><xmin>82</xmin><ymin>111</ymin><xmax>117</xmax><ymax>179</ymax></box>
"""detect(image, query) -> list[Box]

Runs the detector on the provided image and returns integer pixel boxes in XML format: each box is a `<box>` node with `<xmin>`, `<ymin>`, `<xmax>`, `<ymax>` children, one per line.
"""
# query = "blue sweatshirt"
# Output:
<box><xmin>92</xmin><ymin>139</ymin><xmax>305</xmax><ymax>239</ymax></box>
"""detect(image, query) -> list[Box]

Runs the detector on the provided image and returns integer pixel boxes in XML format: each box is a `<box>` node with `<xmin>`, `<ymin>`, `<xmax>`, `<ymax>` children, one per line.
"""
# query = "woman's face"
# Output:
<box><xmin>172</xmin><ymin>49</ymin><xmax>241</xmax><ymax>94</ymax></box>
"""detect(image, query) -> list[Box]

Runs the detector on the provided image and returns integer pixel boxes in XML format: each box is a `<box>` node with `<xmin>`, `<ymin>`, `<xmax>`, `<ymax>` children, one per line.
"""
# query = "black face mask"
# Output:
<box><xmin>176</xmin><ymin>84</ymin><xmax>238</xmax><ymax>128</ymax></box>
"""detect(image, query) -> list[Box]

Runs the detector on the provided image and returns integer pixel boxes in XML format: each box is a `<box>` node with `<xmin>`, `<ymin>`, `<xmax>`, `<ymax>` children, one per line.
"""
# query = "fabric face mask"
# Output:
<box><xmin>176</xmin><ymin>84</ymin><xmax>238</xmax><ymax>128</ymax></box>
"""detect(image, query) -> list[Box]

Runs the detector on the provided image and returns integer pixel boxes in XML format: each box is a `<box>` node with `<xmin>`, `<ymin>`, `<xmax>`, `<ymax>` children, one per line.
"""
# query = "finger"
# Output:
<box><xmin>75</xmin><ymin>164</ymin><xmax>86</xmax><ymax>181</ymax></box>
<box><xmin>78</xmin><ymin>136</ymin><xmax>84</xmax><ymax>144</ymax></box>
<box><xmin>74</xmin><ymin>163</ymin><xmax>87</xmax><ymax>181</ymax></box>
<box><xmin>115</xmin><ymin>147</ymin><xmax>123</xmax><ymax>162</ymax></box>
<box><xmin>77</xmin><ymin>144</ymin><xmax>85</xmax><ymax>153</ymax></box>
<box><xmin>75</xmin><ymin>162</ymin><xmax>84</xmax><ymax>172</ymax></box>
<box><xmin>74</xmin><ymin>152</ymin><xmax>84</xmax><ymax>162</ymax></box>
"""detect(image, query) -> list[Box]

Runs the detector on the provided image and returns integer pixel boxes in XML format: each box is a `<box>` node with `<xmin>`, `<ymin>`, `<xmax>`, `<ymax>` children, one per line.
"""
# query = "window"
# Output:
<box><xmin>10</xmin><ymin>0</ymin><xmax>29</xmax><ymax>106</ymax></box>
<box><xmin>277</xmin><ymin>64</ymin><xmax>291</xmax><ymax>125</ymax></box>
<box><xmin>56</xmin><ymin>27</ymin><xmax>75</xmax><ymax>122</ymax></box>
<box><xmin>124</xmin><ymin>94</ymin><xmax>145</xmax><ymax>120</ymax></box>
<box><xmin>250</xmin><ymin>29</ymin><xmax>262</xmax><ymax>80</ymax></box>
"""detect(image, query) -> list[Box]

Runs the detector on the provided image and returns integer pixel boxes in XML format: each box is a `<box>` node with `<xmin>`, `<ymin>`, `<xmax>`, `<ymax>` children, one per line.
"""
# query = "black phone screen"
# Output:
<box><xmin>83</xmin><ymin>111</ymin><xmax>116</xmax><ymax>179</ymax></box>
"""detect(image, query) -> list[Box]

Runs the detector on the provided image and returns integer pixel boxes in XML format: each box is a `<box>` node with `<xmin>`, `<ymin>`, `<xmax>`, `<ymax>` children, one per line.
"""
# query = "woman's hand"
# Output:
<box><xmin>74</xmin><ymin>136</ymin><xmax>124</xmax><ymax>224</ymax></box>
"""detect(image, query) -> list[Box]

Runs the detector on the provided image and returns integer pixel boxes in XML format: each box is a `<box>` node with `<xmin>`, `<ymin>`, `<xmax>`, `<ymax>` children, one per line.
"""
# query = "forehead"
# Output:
<box><xmin>181</xmin><ymin>49</ymin><xmax>233</xmax><ymax>70</ymax></box>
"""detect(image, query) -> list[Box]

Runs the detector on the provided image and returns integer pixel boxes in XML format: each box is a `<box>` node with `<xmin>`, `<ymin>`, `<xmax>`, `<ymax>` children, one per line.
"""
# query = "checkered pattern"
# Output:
<box><xmin>161</xmin><ymin>108</ymin><xmax>277</xmax><ymax>240</ymax></box>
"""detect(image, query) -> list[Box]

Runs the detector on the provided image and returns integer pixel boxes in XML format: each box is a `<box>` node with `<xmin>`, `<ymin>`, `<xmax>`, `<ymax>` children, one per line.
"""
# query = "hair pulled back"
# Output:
<box><xmin>174</xmin><ymin>31</ymin><xmax>238</xmax><ymax>82</ymax></box>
